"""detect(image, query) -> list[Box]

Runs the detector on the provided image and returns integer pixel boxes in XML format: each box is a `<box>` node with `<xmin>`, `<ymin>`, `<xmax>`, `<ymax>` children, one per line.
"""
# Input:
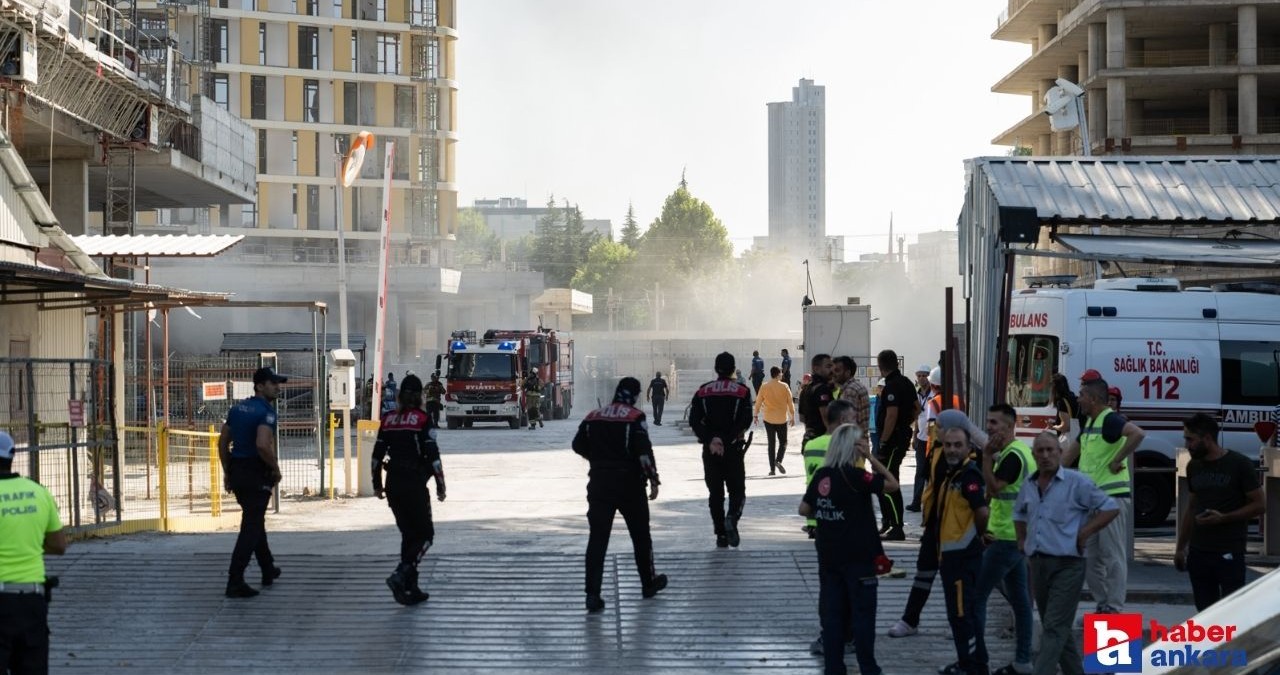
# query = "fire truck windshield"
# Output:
<box><xmin>447</xmin><ymin>353</ymin><xmax>517</xmax><ymax>380</ymax></box>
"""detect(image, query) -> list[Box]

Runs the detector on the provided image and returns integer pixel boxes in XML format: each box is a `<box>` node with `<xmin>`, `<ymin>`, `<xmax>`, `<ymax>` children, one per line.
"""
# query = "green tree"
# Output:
<box><xmin>571</xmin><ymin>239</ymin><xmax>635</xmax><ymax>295</ymax></box>
<box><xmin>454</xmin><ymin>208</ymin><xmax>499</xmax><ymax>267</ymax></box>
<box><xmin>529</xmin><ymin>196</ymin><xmax>601</xmax><ymax>288</ymax></box>
<box><xmin>637</xmin><ymin>177</ymin><xmax>732</xmax><ymax>281</ymax></box>
<box><xmin>620</xmin><ymin>202</ymin><xmax>642</xmax><ymax>250</ymax></box>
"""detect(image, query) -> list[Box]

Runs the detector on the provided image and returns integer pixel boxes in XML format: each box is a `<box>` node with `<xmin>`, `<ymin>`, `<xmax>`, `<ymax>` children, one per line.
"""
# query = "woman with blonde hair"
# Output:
<box><xmin>800</xmin><ymin>424</ymin><xmax>898</xmax><ymax>675</ymax></box>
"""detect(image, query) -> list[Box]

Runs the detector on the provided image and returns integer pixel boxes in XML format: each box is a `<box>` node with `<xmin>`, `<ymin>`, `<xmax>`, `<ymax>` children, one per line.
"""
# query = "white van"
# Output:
<box><xmin>1006</xmin><ymin>277</ymin><xmax>1280</xmax><ymax>527</ymax></box>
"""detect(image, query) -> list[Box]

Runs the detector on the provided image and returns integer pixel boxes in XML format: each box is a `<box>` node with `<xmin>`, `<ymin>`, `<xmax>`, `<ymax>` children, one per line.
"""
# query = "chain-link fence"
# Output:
<box><xmin>124</xmin><ymin>353</ymin><xmax>327</xmax><ymax>498</ymax></box>
<box><xmin>0</xmin><ymin>358</ymin><xmax>115</xmax><ymax>530</ymax></box>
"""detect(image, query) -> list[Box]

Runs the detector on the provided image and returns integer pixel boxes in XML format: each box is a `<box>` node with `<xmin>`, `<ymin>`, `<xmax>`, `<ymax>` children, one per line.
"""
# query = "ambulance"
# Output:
<box><xmin>1006</xmin><ymin>277</ymin><xmax>1280</xmax><ymax>527</ymax></box>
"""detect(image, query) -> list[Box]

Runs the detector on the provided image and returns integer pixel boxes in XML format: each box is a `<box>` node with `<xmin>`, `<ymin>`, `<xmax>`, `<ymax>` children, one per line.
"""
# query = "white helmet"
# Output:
<box><xmin>928</xmin><ymin>367</ymin><xmax>943</xmax><ymax>387</ymax></box>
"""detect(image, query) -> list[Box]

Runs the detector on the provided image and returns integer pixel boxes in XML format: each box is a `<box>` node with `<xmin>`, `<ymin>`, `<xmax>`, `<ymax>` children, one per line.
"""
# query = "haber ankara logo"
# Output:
<box><xmin>1084</xmin><ymin>613</ymin><xmax>1143</xmax><ymax>673</ymax></box>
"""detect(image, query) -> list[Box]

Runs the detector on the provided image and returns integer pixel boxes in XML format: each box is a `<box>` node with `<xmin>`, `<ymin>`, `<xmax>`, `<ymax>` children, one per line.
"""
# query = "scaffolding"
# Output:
<box><xmin>408</xmin><ymin>0</ymin><xmax>439</xmax><ymax>240</ymax></box>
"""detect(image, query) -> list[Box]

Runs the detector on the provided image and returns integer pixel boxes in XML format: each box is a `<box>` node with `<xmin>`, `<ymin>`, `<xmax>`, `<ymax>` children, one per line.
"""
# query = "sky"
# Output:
<box><xmin>454</xmin><ymin>0</ymin><xmax>1031</xmax><ymax>259</ymax></box>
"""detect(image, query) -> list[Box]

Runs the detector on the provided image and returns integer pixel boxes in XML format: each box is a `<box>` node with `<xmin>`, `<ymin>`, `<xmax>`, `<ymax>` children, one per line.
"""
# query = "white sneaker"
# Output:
<box><xmin>888</xmin><ymin>619</ymin><xmax>918</xmax><ymax>638</ymax></box>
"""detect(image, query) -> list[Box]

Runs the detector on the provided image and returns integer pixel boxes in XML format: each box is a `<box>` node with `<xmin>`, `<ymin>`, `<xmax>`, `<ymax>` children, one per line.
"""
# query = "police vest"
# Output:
<box><xmin>802</xmin><ymin>435</ymin><xmax>832</xmax><ymax>528</ymax></box>
<box><xmin>1079</xmin><ymin>407</ymin><xmax>1130</xmax><ymax>497</ymax></box>
<box><xmin>988</xmin><ymin>439</ymin><xmax>1033</xmax><ymax>541</ymax></box>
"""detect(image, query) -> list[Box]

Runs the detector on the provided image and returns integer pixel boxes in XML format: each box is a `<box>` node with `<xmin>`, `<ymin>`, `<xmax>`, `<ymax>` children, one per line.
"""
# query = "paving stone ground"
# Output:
<box><xmin>45</xmin><ymin>416</ymin><xmax>1230</xmax><ymax>673</ymax></box>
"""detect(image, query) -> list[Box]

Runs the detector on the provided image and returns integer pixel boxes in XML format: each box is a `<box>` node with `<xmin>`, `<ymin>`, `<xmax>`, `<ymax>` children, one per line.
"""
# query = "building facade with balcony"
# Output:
<box><xmin>142</xmin><ymin>0</ymin><xmax>477</xmax><ymax>362</ymax></box>
<box><xmin>992</xmin><ymin>0</ymin><xmax>1280</xmax><ymax>284</ymax></box>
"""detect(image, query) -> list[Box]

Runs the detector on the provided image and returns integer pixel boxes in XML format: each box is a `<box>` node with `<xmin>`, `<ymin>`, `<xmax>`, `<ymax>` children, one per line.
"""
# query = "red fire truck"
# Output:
<box><xmin>436</xmin><ymin>327</ymin><xmax>574</xmax><ymax>429</ymax></box>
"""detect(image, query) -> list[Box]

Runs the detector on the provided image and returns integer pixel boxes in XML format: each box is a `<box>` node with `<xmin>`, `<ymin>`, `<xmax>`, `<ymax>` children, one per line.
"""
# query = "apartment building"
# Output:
<box><xmin>767</xmin><ymin>78</ymin><xmax>826</xmax><ymax>262</ymax></box>
<box><xmin>143</xmin><ymin>0</ymin><xmax>479</xmax><ymax>361</ymax></box>
<box><xmin>992</xmin><ymin>0</ymin><xmax>1280</xmax><ymax>284</ymax></box>
<box><xmin>472</xmin><ymin>198</ymin><xmax>612</xmax><ymax>241</ymax></box>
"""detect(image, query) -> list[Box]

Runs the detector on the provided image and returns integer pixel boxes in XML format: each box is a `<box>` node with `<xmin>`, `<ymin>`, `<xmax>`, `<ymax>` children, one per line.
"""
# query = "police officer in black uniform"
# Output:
<box><xmin>371</xmin><ymin>374</ymin><xmax>446</xmax><ymax>606</ymax></box>
<box><xmin>573</xmin><ymin>377</ymin><xmax>667</xmax><ymax>613</ymax></box>
<box><xmin>689</xmin><ymin>352</ymin><xmax>754</xmax><ymax>548</ymax></box>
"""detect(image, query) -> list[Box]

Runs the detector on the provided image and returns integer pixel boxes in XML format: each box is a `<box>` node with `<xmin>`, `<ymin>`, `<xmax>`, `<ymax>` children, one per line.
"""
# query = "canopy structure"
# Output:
<box><xmin>221</xmin><ymin>332</ymin><xmax>366</xmax><ymax>353</ymax></box>
<box><xmin>70</xmin><ymin>234</ymin><xmax>245</xmax><ymax>258</ymax></box>
<box><xmin>1055</xmin><ymin>233</ymin><xmax>1280</xmax><ymax>267</ymax></box>
<box><xmin>958</xmin><ymin>156</ymin><xmax>1280</xmax><ymax>412</ymax></box>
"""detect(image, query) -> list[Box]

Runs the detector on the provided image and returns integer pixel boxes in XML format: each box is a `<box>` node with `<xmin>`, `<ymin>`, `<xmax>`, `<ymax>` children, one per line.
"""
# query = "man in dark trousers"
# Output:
<box><xmin>750</xmin><ymin>350</ymin><xmax>765</xmax><ymax>393</ymax></box>
<box><xmin>689</xmin><ymin>352</ymin><xmax>754</xmax><ymax>548</ymax></box>
<box><xmin>1176</xmin><ymin>413</ymin><xmax>1266</xmax><ymax>611</ymax></box>
<box><xmin>646</xmin><ymin>372</ymin><xmax>669</xmax><ymax>426</ymax></box>
<box><xmin>0</xmin><ymin>431</ymin><xmax>68</xmax><ymax>674</ymax></box>
<box><xmin>573</xmin><ymin>377</ymin><xmax>667</xmax><ymax>613</ymax></box>
<box><xmin>780</xmin><ymin>348</ymin><xmax>793</xmax><ymax>387</ymax></box>
<box><xmin>218</xmin><ymin>366</ymin><xmax>286</xmax><ymax>598</ymax></box>
<box><xmin>874</xmin><ymin>349</ymin><xmax>918</xmax><ymax>541</ymax></box>
<box><xmin>372</xmin><ymin>374</ymin><xmax>446</xmax><ymax>605</ymax></box>
<box><xmin>799</xmin><ymin>353</ymin><xmax>833</xmax><ymax>448</ymax></box>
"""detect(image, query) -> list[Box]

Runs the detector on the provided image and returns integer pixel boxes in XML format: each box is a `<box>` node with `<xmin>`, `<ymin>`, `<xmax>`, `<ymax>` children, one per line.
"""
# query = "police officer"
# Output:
<box><xmin>372</xmin><ymin>374</ymin><xmax>446</xmax><ymax>605</ymax></box>
<box><xmin>218</xmin><ymin>366</ymin><xmax>285</xmax><ymax>598</ymax></box>
<box><xmin>573</xmin><ymin>377</ymin><xmax>667</xmax><ymax>613</ymax></box>
<box><xmin>646</xmin><ymin>372</ymin><xmax>669</xmax><ymax>426</ymax></box>
<box><xmin>0</xmin><ymin>431</ymin><xmax>67</xmax><ymax>673</ymax></box>
<box><xmin>689</xmin><ymin>352</ymin><xmax>754</xmax><ymax>548</ymax></box>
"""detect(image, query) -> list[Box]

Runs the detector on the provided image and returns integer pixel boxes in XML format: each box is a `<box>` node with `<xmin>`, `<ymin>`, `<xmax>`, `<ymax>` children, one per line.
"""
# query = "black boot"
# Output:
<box><xmin>642</xmin><ymin>574</ymin><xmax>668</xmax><ymax>598</ymax></box>
<box><xmin>404</xmin><ymin>568</ymin><xmax>429</xmax><ymax>605</ymax></box>
<box><xmin>225</xmin><ymin>576</ymin><xmax>259</xmax><ymax>598</ymax></box>
<box><xmin>386</xmin><ymin>565</ymin><xmax>412</xmax><ymax>605</ymax></box>
<box><xmin>261</xmin><ymin>566</ymin><xmax>282</xmax><ymax>587</ymax></box>
<box><xmin>585</xmin><ymin>594</ymin><xmax>606</xmax><ymax>613</ymax></box>
<box><xmin>725</xmin><ymin>516</ymin><xmax>741</xmax><ymax>548</ymax></box>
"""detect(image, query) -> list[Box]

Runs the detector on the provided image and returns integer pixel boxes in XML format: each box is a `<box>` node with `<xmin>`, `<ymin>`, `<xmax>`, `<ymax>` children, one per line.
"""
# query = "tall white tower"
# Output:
<box><xmin>767</xmin><ymin>78</ymin><xmax>826</xmax><ymax>261</ymax></box>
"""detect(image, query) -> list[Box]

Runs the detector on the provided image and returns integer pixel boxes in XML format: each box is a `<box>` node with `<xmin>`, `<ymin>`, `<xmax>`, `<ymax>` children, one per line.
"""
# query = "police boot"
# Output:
<box><xmin>642</xmin><ymin>574</ymin><xmax>668</xmax><ymax>599</ymax></box>
<box><xmin>725</xmin><ymin>515</ymin><xmax>741</xmax><ymax>548</ymax></box>
<box><xmin>225</xmin><ymin>575</ymin><xmax>259</xmax><ymax>599</ymax></box>
<box><xmin>404</xmin><ymin>568</ymin><xmax>429</xmax><ymax>605</ymax></box>
<box><xmin>585</xmin><ymin>594</ymin><xmax>606</xmax><ymax>613</ymax></box>
<box><xmin>386</xmin><ymin>565</ymin><xmax>413</xmax><ymax>605</ymax></box>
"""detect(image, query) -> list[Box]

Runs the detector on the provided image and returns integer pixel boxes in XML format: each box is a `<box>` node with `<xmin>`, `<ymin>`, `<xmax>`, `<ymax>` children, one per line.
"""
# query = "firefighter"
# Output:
<box><xmin>689</xmin><ymin>352</ymin><xmax>754</xmax><ymax>548</ymax></box>
<box><xmin>573</xmin><ymin>377</ymin><xmax>667</xmax><ymax>613</ymax></box>
<box><xmin>371</xmin><ymin>374</ymin><xmax>446</xmax><ymax>605</ymax></box>
<box><xmin>524</xmin><ymin>370</ymin><xmax>544</xmax><ymax>429</ymax></box>
<box><xmin>424</xmin><ymin>373</ymin><xmax>445</xmax><ymax>426</ymax></box>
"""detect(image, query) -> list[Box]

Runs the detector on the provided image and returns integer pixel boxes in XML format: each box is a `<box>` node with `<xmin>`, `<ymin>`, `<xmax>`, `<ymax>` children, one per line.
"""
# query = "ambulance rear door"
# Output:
<box><xmin>1007</xmin><ymin>291</ymin><xmax>1066</xmax><ymax>439</ymax></box>
<box><xmin>1214</xmin><ymin>291</ymin><xmax>1280</xmax><ymax>460</ymax></box>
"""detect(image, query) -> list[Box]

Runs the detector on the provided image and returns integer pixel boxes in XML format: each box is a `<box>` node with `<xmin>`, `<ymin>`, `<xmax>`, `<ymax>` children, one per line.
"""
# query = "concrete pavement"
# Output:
<box><xmin>45</xmin><ymin>416</ymin><xmax>1259</xmax><ymax>673</ymax></box>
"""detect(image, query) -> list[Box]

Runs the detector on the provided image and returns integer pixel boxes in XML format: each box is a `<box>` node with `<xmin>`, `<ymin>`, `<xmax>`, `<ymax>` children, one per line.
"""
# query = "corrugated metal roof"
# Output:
<box><xmin>975</xmin><ymin>157</ymin><xmax>1280</xmax><ymax>223</ymax></box>
<box><xmin>70</xmin><ymin>234</ymin><xmax>245</xmax><ymax>257</ymax></box>
<box><xmin>1056</xmin><ymin>234</ymin><xmax>1280</xmax><ymax>266</ymax></box>
<box><xmin>221</xmin><ymin>332</ymin><xmax>366</xmax><ymax>353</ymax></box>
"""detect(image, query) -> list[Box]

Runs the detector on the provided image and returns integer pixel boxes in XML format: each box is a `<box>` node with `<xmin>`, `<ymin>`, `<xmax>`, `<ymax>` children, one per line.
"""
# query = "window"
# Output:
<box><xmin>258</xmin><ymin>23</ymin><xmax>266</xmax><ymax>65</ymax></box>
<box><xmin>375</xmin><ymin>0</ymin><xmax>385</xmax><ymax>21</ymax></box>
<box><xmin>302</xmin><ymin>79</ymin><xmax>319</xmax><ymax>123</ymax></box>
<box><xmin>257</xmin><ymin>129</ymin><xmax>267</xmax><ymax>174</ymax></box>
<box><xmin>291</xmin><ymin>131</ymin><xmax>298</xmax><ymax>173</ymax></box>
<box><xmin>306</xmin><ymin>185</ymin><xmax>320</xmax><ymax>229</ymax></box>
<box><xmin>298</xmin><ymin>26</ymin><xmax>319</xmax><ymax>70</ymax></box>
<box><xmin>292</xmin><ymin>185</ymin><xmax>298</xmax><ymax>216</ymax></box>
<box><xmin>350</xmin><ymin>32</ymin><xmax>358</xmax><ymax>72</ymax></box>
<box><xmin>394</xmin><ymin>85</ymin><xmax>413</xmax><ymax>128</ymax></box>
<box><xmin>250</xmin><ymin>76</ymin><xmax>267</xmax><ymax>119</ymax></box>
<box><xmin>375</xmin><ymin>33</ymin><xmax>399</xmax><ymax>75</ymax></box>
<box><xmin>242</xmin><ymin>202</ymin><xmax>257</xmax><ymax>227</ymax></box>
<box><xmin>304</xmin><ymin>0</ymin><xmax>317</xmax><ymax>15</ymax></box>
<box><xmin>1221</xmin><ymin>340</ymin><xmax>1280</xmax><ymax>406</ymax></box>
<box><xmin>343</xmin><ymin>82</ymin><xmax>358</xmax><ymax>124</ymax></box>
<box><xmin>333</xmin><ymin>0</ymin><xmax>342</xmax><ymax>18</ymax></box>
<box><xmin>1005</xmin><ymin>334</ymin><xmax>1058</xmax><ymax>407</ymax></box>
<box><xmin>447</xmin><ymin>353</ymin><xmax>515</xmax><ymax>380</ymax></box>
<box><xmin>208</xmin><ymin>73</ymin><xmax>229</xmax><ymax>110</ymax></box>
<box><xmin>409</xmin><ymin>0</ymin><xmax>429</xmax><ymax>26</ymax></box>
<box><xmin>209</xmin><ymin>20</ymin><xmax>229</xmax><ymax>63</ymax></box>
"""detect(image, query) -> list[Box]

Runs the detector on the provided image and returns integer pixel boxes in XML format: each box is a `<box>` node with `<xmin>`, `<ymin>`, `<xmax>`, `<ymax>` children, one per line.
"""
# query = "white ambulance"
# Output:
<box><xmin>1006</xmin><ymin>277</ymin><xmax>1280</xmax><ymax>527</ymax></box>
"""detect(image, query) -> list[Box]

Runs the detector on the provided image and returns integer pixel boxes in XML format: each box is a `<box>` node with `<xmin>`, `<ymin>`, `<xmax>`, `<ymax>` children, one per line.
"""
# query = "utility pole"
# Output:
<box><xmin>653</xmin><ymin>281</ymin><xmax>660</xmax><ymax>332</ymax></box>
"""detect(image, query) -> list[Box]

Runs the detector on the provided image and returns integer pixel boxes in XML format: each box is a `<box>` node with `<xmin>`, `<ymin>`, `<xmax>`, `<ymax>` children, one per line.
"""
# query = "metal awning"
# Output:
<box><xmin>1055</xmin><ymin>234</ymin><xmax>1280</xmax><ymax>267</ymax></box>
<box><xmin>70</xmin><ymin>234</ymin><xmax>245</xmax><ymax>258</ymax></box>
<box><xmin>0</xmin><ymin>260</ymin><xmax>230</xmax><ymax>309</ymax></box>
<box><xmin>221</xmin><ymin>333</ymin><xmax>366</xmax><ymax>353</ymax></box>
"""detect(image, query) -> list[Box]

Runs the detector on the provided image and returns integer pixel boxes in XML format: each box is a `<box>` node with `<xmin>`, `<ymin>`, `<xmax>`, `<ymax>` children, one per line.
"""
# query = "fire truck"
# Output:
<box><xmin>435</xmin><ymin>327</ymin><xmax>575</xmax><ymax>429</ymax></box>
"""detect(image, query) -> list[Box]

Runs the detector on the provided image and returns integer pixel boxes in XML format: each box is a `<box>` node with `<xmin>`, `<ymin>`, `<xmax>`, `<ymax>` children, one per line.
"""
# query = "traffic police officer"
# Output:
<box><xmin>0</xmin><ymin>431</ymin><xmax>67</xmax><ymax>674</ymax></box>
<box><xmin>573</xmin><ymin>377</ymin><xmax>667</xmax><ymax>613</ymax></box>
<box><xmin>218</xmin><ymin>366</ymin><xmax>286</xmax><ymax>598</ymax></box>
<box><xmin>689</xmin><ymin>352</ymin><xmax>754</xmax><ymax>548</ymax></box>
<box><xmin>372</xmin><ymin>374</ymin><xmax>446</xmax><ymax>605</ymax></box>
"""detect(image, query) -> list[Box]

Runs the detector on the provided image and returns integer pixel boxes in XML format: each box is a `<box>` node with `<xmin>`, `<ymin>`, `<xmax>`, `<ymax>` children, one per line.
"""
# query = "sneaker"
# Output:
<box><xmin>906</xmin><ymin>503</ymin><xmax>921</xmax><ymax>512</ymax></box>
<box><xmin>878</xmin><ymin>567</ymin><xmax>907</xmax><ymax>579</ymax></box>
<box><xmin>225</xmin><ymin>580</ymin><xmax>259</xmax><ymax>598</ymax></box>
<box><xmin>993</xmin><ymin>664</ymin><xmax>1032</xmax><ymax>675</ymax></box>
<box><xmin>776</xmin><ymin>462</ymin><xmax>786</xmax><ymax>474</ymax></box>
<box><xmin>879</xmin><ymin>523</ymin><xmax>893</xmax><ymax>535</ymax></box>
<box><xmin>642</xmin><ymin>574</ymin><xmax>668</xmax><ymax>598</ymax></box>
<box><xmin>386</xmin><ymin>572</ymin><xmax>412</xmax><ymax>605</ymax></box>
<box><xmin>888</xmin><ymin>619</ymin><xmax>917</xmax><ymax>638</ymax></box>
<box><xmin>809</xmin><ymin>635</ymin><xmax>824</xmax><ymax>656</ymax></box>
<box><xmin>716</xmin><ymin>535</ymin><xmax>729</xmax><ymax>548</ymax></box>
<box><xmin>585</xmin><ymin>594</ymin><xmax>606</xmax><ymax>613</ymax></box>
<box><xmin>937</xmin><ymin>662</ymin><xmax>963</xmax><ymax>674</ymax></box>
<box><xmin>769</xmin><ymin>469</ymin><xmax>776</xmax><ymax>476</ymax></box>
<box><xmin>725</xmin><ymin>519</ymin><xmax>740</xmax><ymax>548</ymax></box>
<box><xmin>261</xmin><ymin>566</ymin><xmax>282</xmax><ymax>587</ymax></box>
<box><xmin>881</xmin><ymin>527</ymin><xmax>906</xmax><ymax>541</ymax></box>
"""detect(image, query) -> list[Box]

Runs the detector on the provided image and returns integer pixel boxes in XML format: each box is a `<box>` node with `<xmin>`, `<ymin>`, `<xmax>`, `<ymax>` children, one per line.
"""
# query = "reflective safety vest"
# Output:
<box><xmin>988</xmin><ymin>439</ymin><xmax>1033</xmax><ymax>541</ymax></box>
<box><xmin>1079</xmin><ymin>407</ymin><xmax>1130</xmax><ymax>497</ymax></box>
<box><xmin>803</xmin><ymin>434</ymin><xmax>832</xmax><ymax>529</ymax></box>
